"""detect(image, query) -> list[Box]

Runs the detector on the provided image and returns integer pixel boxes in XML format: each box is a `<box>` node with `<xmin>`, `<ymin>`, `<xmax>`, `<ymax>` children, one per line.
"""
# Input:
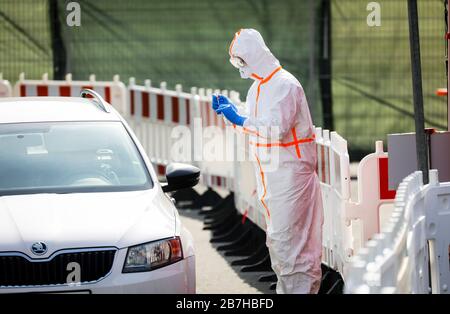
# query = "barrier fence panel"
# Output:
<box><xmin>0</xmin><ymin>74</ymin><xmax>12</xmax><ymax>97</ymax></box>
<box><xmin>315</xmin><ymin>128</ymin><xmax>333</xmax><ymax>267</ymax></box>
<box><xmin>12</xmin><ymin>73</ymin><xmax>127</xmax><ymax>115</ymax></box>
<box><xmin>424</xmin><ymin>172</ymin><xmax>450</xmax><ymax>294</ymax></box>
<box><xmin>344</xmin><ymin>171</ymin><xmax>426</xmax><ymax>293</ymax></box>
<box><xmin>196</xmin><ymin>88</ymin><xmax>235</xmax><ymax>191</ymax></box>
<box><xmin>345</xmin><ymin>169</ymin><xmax>450</xmax><ymax>294</ymax></box>
<box><xmin>344</xmin><ymin>140</ymin><xmax>397</xmax><ymax>269</ymax></box>
<box><xmin>314</xmin><ymin>130</ymin><xmax>399</xmax><ymax>275</ymax></box>
<box><xmin>126</xmin><ymin>79</ymin><xmax>195</xmax><ymax>178</ymax></box>
<box><xmin>328</xmin><ymin>130</ymin><xmax>352</xmax><ymax>273</ymax></box>
<box><xmin>232</xmin><ymin>125</ymin><xmax>397</xmax><ymax>275</ymax></box>
<box><xmin>233</xmin><ymin>126</ymin><xmax>267</xmax><ymax>230</ymax></box>
<box><xmin>126</xmin><ymin>79</ymin><xmax>239</xmax><ymax>188</ymax></box>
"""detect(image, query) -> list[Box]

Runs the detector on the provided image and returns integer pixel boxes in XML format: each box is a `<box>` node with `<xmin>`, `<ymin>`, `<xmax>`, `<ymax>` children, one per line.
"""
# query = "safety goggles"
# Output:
<box><xmin>229</xmin><ymin>56</ymin><xmax>246</xmax><ymax>68</ymax></box>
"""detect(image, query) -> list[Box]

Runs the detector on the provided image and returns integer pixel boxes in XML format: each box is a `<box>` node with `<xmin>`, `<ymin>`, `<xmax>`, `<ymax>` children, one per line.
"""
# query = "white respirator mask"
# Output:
<box><xmin>230</xmin><ymin>56</ymin><xmax>251</xmax><ymax>79</ymax></box>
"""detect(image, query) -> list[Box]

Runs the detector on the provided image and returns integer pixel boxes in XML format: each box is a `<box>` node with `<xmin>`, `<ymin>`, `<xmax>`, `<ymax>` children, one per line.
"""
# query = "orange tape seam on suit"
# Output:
<box><xmin>250</xmin><ymin>132</ymin><xmax>315</xmax><ymax>151</ymax></box>
<box><xmin>229</xmin><ymin>29</ymin><xmax>242</xmax><ymax>57</ymax></box>
<box><xmin>251</xmin><ymin>131</ymin><xmax>315</xmax><ymax>219</ymax></box>
<box><xmin>231</xmin><ymin>66</ymin><xmax>283</xmax><ymax>138</ymax></box>
<box><xmin>253</xmin><ymin>66</ymin><xmax>282</xmax><ymax>117</ymax></box>
<box><xmin>255</xmin><ymin>154</ymin><xmax>271</xmax><ymax>219</ymax></box>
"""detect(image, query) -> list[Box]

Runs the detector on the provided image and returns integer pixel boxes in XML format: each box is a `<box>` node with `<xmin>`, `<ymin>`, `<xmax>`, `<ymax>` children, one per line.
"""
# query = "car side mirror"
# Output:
<box><xmin>161</xmin><ymin>163</ymin><xmax>200</xmax><ymax>193</ymax></box>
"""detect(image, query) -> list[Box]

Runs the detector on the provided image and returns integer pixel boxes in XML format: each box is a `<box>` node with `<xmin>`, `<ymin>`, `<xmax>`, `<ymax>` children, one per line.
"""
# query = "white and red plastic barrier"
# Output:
<box><xmin>125</xmin><ymin>80</ymin><xmax>242</xmax><ymax>191</ymax></box>
<box><xmin>127</xmin><ymin>80</ymin><xmax>241</xmax><ymax>187</ymax></box>
<box><xmin>233</xmin><ymin>134</ymin><xmax>267</xmax><ymax>231</ymax></box>
<box><xmin>311</xmin><ymin>129</ymin><xmax>398</xmax><ymax>275</ymax></box>
<box><xmin>344</xmin><ymin>141</ymin><xmax>397</xmax><ymax>254</ymax></box>
<box><xmin>195</xmin><ymin>88</ymin><xmax>237</xmax><ymax>192</ymax></box>
<box><xmin>346</xmin><ymin>169</ymin><xmax>450</xmax><ymax>294</ymax></box>
<box><xmin>315</xmin><ymin>128</ymin><xmax>351</xmax><ymax>273</ymax></box>
<box><xmin>197</xmin><ymin>88</ymin><xmax>226</xmax><ymax>130</ymax></box>
<box><xmin>13</xmin><ymin>73</ymin><xmax>127</xmax><ymax>115</ymax></box>
<box><xmin>231</xmin><ymin>125</ymin><xmax>397</xmax><ymax>275</ymax></box>
<box><xmin>126</xmin><ymin>78</ymin><xmax>195</xmax><ymax>177</ymax></box>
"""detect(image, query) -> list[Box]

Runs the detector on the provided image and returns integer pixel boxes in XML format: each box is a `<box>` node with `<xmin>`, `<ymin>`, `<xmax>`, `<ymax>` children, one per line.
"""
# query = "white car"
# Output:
<box><xmin>0</xmin><ymin>90</ymin><xmax>197</xmax><ymax>293</ymax></box>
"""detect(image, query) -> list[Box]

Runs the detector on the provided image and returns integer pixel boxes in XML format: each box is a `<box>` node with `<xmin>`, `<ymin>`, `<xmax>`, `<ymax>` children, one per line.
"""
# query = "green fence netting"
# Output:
<box><xmin>0</xmin><ymin>0</ymin><xmax>447</xmax><ymax>159</ymax></box>
<box><xmin>55</xmin><ymin>0</ymin><xmax>322</xmax><ymax>122</ymax></box>
<box><xmin>0</xmin><ymin>0</ymin><xmax>53</xmax><ymax>80</ymax></box>
<box><xmin>332</xmin><ymin>0</ymin><xmax>447</xmax><ymax>158</ymax></box>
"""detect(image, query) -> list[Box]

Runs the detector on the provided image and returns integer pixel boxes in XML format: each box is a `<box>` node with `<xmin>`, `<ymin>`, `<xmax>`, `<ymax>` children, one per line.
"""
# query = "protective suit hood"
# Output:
<box><xmin>229</xmin><ymin>29</ymin><xmax>281</xmax><ymax>79</ymax></box>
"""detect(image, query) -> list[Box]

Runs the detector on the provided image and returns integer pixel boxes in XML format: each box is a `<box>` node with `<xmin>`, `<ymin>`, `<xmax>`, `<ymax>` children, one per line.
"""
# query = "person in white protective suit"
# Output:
<box><xmin>212</xmin><ymin>29</ymin><xmax>324</xmax><ymax>294</ymax></box>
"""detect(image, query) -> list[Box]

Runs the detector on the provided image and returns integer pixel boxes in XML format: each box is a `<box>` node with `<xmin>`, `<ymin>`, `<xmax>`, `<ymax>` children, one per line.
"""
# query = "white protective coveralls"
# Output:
<box><xmin>229</xmin><ymin>29</ymin><xmax>324</xmax><ymax>294</ymax></box>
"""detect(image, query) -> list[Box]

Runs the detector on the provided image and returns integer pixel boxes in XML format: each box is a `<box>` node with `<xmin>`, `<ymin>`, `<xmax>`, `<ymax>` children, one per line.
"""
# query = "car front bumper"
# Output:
<box><xmin>0</xmin><ymin>249</ymin><xmax>196</xmax><ymax>294</ymax></box>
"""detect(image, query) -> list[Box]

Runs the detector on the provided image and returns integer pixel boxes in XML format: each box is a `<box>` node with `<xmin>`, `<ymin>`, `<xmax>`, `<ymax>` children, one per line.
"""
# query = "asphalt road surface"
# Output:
<box><xmin>179</xmin><ymin>208</ymin><xmax>274</xmax><ymax>294</ymax></box>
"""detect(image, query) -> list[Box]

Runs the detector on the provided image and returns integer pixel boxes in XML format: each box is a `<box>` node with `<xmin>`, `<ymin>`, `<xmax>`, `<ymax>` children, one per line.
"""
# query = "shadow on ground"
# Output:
<box><xmin>179</xmin><ymin>208</ymin><xmax>275</xmax><ymax>294</ymax></box>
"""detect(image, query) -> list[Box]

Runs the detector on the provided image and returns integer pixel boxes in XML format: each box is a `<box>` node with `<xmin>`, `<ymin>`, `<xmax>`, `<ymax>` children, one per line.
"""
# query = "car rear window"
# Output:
<box><xmin>0</xmin><ymin>121</ymin><xmax>153</xmax><ymax>195</ymax></box>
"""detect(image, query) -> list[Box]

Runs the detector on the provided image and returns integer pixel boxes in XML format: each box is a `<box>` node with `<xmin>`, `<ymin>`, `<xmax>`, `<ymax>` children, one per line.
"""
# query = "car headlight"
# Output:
<box><xmin>123</xmin><ymin>237</ymin><xmax>183</xmax><ymax>273</ymax></box>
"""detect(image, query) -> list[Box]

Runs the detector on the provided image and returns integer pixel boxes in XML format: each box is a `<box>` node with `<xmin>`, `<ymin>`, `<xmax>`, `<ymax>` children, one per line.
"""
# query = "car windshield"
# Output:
<box><xmin>0</xmin><ymin>121</ymin><xmax>152</xmax><ymax>195</ymax></box>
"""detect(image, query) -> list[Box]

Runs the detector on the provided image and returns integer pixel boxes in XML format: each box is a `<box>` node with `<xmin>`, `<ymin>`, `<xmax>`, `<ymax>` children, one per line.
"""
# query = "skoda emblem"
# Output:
<box><xmin>31</xmin><ymin>242</ymin><xmax>48</xmax><ymax>256</ymax></box>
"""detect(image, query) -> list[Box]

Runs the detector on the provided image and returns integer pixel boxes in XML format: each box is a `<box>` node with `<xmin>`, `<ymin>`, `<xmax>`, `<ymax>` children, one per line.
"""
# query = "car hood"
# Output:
<box><xmin>0</xmin><ymin>188</ymin><xmax>176</xmax><ymax>258</ymax></box>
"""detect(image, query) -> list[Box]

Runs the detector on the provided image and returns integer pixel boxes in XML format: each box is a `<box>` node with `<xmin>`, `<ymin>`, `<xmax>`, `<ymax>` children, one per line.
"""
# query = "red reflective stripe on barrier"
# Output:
<box><xmin>20</xmin><ymin>85</ymin><xmax>26</xmax><ymax>96</ymax></box>
<box><xmin>326</xmin><ymin>147</ymin><xmax>330</xmax><ymax>184</ymax></box>
<box><xmin>104</xmin><ymin>87</ymin><xmax>111</xmax><ymax>103</ymax></box>
<box><xmin>171</xmin><ymin>96</ymin><xmax>179</xmax><ymax>123</ymax></box>
<box><xmin>205</xmin><ymin>102</ymin><xmax>211</xmax><ymax>126</ymax></box>
<box><xmin>213</xmin><ymin>104</ymin><xmax>219</xmax><ymax>126</ymax></box>
<box><xmin>242</xmin><ymin>208</ymin><xmax>248</xmax><ymax>224</ymax></box>
<box><xmin>185</xmin><ymin>99</ymin><xmax>191</xmax><ymax>125</ymax></box>
<box><xmin>157</xmin><ymin>94</ymin><xmax>164</xmax><ymax>120</ymax></box>
<box><xmin>130</xmin><ymin>90</ymin><xmax>135</xmax><ymax>116</ymax></box>
<box><xmin>59</xmin><ymin>86</ymin><xmax>71</xmax><ymax>96</ymax></box>
<box><xmin>142</xmin><ymin>91</ymin><xmax>150</xmax><ymax>118</ymax></box>
<box><xmin>321</xmin><ymin>146</ymin><xmax>326</xmax><ymax>183</ymax></box>
<box><xmin>326</xmin><ymin>146</ymin><xmax>329</xmax><ymax>184</ymax></box>
<box><xmin>378</xmin><ymin>157</ymin><xmax>396</xmax><ymax>200</ymax></box>
<box><xmin>211</xmin><ymin>102</ymin><xmax>216</xmax><ymax>126</ymax></box>
<box><xmin>37</xmin><ymin>85</ymin><xmax>48</xmax><ymax>96</ymax></box>
<box><xmin>199</xmin><ymin>101</ymin><xmax>205</xmax><ymax>126</ymax></box>
<box><xmin>157</xmin><ymin>165</ymin><xmax>166</xmax><ymax>176</ymax></box>
<box><xmin>201</xmin><ymin>102</ymin><xmax>205</xmax><ymax>127</ymax></box>
<box><xmin>315</xmin><ymin>144</ymin><xmax>319</xmax><ymax>174</ymax></box>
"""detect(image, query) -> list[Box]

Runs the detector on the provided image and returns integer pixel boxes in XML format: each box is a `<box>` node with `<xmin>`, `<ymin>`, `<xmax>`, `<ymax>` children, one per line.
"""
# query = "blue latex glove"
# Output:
<box><xmin>212</xmin><ymin>94</ymin><xmax>232</xmax><ymax>113</ymax></box>
<box><xmin>216</xmin><ymin>104</ymin><xmax>247</xmax><ymax>126</ymax></box>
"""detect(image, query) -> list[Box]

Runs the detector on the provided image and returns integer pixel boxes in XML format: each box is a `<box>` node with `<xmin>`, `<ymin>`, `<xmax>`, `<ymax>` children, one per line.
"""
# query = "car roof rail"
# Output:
<box><xmin>80</xmin><ymin>89</ymin><xmax>111</xmax><ymax>113</ymax></box>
